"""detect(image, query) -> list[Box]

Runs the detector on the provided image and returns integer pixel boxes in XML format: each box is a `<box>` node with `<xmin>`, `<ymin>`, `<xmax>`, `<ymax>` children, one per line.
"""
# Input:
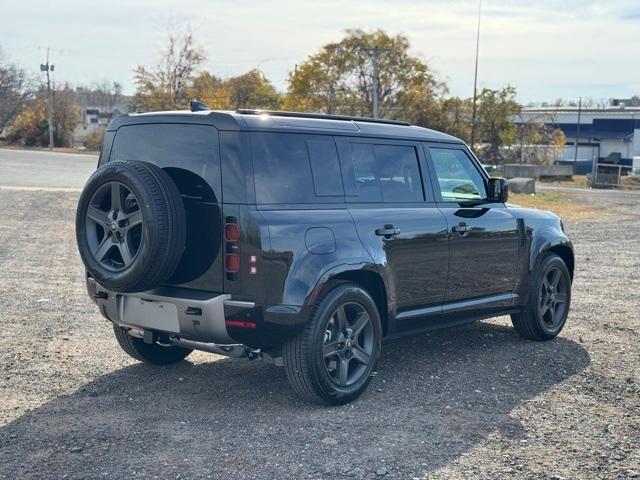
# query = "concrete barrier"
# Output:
<box><xmin>508</xmin><ymin>177</ymin><xmax>536</xmax><ymax>194</ymax></box>
<box><xmin>502</xmin><ymin>164</ymin><xmax>573</xmax><ymax>180</ymax></box>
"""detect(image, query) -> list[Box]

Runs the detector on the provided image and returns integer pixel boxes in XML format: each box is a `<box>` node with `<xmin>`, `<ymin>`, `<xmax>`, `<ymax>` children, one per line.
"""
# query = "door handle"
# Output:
<box><xmin>375</xmin><ymin>224</ymin><xmax>401</xmax><ymax>239</ymax></box>
<box><xmin>452</xmin><ymin>222</ymin><xmax>471</xmax><ymax>237</ymax></box>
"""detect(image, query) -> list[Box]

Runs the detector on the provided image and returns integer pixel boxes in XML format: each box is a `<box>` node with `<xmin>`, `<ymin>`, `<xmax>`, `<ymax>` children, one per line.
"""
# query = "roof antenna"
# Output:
<box><xmin>190</xmin><ymin>99</ymin><xmax>210</xmax><ymax>112</ymax></box>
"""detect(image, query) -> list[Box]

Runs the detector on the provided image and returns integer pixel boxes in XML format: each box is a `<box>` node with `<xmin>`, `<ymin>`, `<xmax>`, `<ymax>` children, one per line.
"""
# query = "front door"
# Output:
<box><xmin>424</xmin><ymin>145</ymin><xmax>519</xmax><ymax>304</ymax></box>
<box><xmin>336</xmin><ymin>139</ymin><xmax>449</xmax><ymax>321</ymax></box>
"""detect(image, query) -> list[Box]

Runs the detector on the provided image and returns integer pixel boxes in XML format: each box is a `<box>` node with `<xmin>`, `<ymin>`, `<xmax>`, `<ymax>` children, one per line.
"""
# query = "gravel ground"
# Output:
<box><xmin>0</xmin><ymin>187</ymin><xmax>638</xmax><ymax>480</ymax></box>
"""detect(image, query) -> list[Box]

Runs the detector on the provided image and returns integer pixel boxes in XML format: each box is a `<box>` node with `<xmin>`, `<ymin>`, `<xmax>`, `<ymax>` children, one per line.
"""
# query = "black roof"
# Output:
<box><xmin>108</xmin><ymin>109</ymin><xmax>463</xmax><ymax>144</ymax></box>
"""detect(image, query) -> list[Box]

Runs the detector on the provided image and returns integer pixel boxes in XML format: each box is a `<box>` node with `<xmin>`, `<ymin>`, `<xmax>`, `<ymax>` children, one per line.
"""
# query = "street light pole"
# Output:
<box><xmin>573</xmin><ymin>96</ymin><xmax>582</xmax><ymax>175</ymax></box>
<box><xmin>470</xmin><ymin>0</ymin><xmax>482</xmax><ymax>152</ymax></box>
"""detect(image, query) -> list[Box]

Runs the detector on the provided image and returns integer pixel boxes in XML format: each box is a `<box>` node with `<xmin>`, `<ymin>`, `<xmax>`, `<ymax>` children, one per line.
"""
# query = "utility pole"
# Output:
<box><xmin>371</xmin><ymin>47</ymin><xmax>380</xmax><ymax>119</ymax></box>
<box><xmin>40</xmin><ymin>48</ymin><xmax>55</xmax><ymax>149</ymax></box>
<box><xmin>470</xmin><ymin>0</ymin><xmax>482</xmax><ymax>152</ymax></box>
<box><xmin>573</xmin><ymin>96</ymin><xmax>582</xmax><ymax>175</ymax></box>
<box><xmin>358</xmin><ymin>46</ymin><xmax>384</xmax><ymax>118</ymax></box>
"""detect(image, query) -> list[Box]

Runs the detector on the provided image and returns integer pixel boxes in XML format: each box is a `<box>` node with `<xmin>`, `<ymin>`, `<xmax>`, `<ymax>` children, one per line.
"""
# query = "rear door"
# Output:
<box><xmin>423</xmin><ymin>144</ymin><xmax>518</xmax><ymax>304</ymax></box>
<box><xmin>337</xmin><ymin>138</ymin><xmax>449</xmax><ymax>328</ymax></box>
<box><xmin>108</xmin><ymin>123</ymin><xmax>224</xmax><ymax>292</ymax></box>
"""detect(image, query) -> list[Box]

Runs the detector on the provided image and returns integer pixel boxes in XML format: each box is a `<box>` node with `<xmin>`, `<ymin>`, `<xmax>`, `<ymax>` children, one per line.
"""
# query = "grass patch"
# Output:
<box><xmin>509</xmin><ymin>192</ymin><xmax>604</xmax><ymax>220</ymax></box>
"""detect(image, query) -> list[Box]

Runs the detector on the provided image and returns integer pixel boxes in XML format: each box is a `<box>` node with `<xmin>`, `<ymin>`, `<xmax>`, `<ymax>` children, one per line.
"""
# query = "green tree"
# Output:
<box><xmin>474</xmin><ymin>86</ymin><xmax>521</xmax><ymax>162</ymax></box>
<box><xmin>284</xmin><ymin>29</ymin><xmax>444</xmax><ymax>118</ymax></box>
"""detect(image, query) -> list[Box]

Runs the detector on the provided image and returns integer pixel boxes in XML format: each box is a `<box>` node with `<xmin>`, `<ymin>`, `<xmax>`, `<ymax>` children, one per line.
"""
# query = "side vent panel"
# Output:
<box><xmin>517</xmin><ymin>218</ymin><xmax>527</xmax><ymax>254</ymax></box>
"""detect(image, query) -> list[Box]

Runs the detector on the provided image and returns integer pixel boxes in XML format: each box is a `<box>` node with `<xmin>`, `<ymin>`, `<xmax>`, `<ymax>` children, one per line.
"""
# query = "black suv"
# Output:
<box><xmin>76</xmin><ymin>106</ymin><xmax>574</xmax><ymax>405</ymax></box>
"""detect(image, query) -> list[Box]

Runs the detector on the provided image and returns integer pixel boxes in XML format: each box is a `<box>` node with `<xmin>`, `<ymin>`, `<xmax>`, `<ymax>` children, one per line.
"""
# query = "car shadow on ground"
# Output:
<box><xmin>0</xmin><ymin>320</ymin><xmax>589</xmax><ymax>479</ymax></box>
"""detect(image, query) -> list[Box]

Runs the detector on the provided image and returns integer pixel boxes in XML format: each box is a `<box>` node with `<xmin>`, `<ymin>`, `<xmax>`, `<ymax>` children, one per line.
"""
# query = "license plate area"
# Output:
<box><xmin>121</xmin><ymin>296</ymin><xmax>180</xmax><ymax>332</ymax></box>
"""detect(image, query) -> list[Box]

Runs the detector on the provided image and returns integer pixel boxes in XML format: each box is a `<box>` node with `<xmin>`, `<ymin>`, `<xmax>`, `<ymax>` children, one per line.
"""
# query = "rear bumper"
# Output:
<box><xmin>87</xmin><ymin>277</ymin><xmax>252</xmax><ymax>344</ymax></box>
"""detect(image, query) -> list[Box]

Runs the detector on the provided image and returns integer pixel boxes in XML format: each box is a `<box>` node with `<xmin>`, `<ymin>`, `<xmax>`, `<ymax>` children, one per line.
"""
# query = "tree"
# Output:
<box><xmin>6</xmin><ymin>85</ymin><xmax>78</xmax><ymax>147</ymax></box>
<box><xmin>226</xmin><ymin>70</ymin><xmax>281</xmax><ymax>109</ymax></box>
<box><xmin>0</xmin><ymin>48</ymin><xmax>33</xmax><ymax>134</ymax></box>
<box><xmin>187</xmin><ymin>72</ymin><xmax>232</xmax><ymax>109</ymax></box>
<box><xmin>513</xmin><ymin>111</ymin><xmax>566</xmax><ymax>165</ymax></box>
<box><xmin>284</xmin><ymin>29</ymin><xmax>444</xmax><ymax>118</ymax></box>
<box><xmin>474</xmin><ymin>86</ymin><xmax>521</xmax><ymax>162</ymax></box>
<box><xmin>188</xmin><ymin>69</ymin><xmax>281</xmax><ymax>110</ymax></box>
<box><xmin>130</xmin><ymin>30</ymin><xmax>205</xmax><ymax>112</ymax></box>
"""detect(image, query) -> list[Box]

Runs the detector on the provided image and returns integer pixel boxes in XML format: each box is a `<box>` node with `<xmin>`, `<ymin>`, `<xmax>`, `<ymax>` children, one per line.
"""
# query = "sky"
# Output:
<box><xmin>2</xmin><ymin>0</ymin><xmax>639</xmax><ymax>104</ymax></box>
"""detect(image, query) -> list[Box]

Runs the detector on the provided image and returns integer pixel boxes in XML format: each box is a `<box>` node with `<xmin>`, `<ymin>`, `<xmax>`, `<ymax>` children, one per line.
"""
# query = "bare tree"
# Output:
<box><xmin>0</xmin><ymin>48</ymin><xmax>33</xmax><ymax>133</ymax></box>
<box><xmin>130</xmin><ymin>28</ymin><xmax>205</xmax><ymax>112</ymax></box>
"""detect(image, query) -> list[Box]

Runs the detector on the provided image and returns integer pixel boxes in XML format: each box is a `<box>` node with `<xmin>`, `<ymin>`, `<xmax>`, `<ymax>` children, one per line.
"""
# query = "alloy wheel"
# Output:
<box><xmin>85</xmin><ymin>181</ymin><xmax>144</xmax><ymax>271</ymax></box>
<box><xmin>539</xmin><ymin>266</ymin><xmax>568</xmax><ymax>329</ymax></box>
<box><xmin>323</xmin><ymin>302</ymin><xmax>374</xmax><ymax>387</ymax></box>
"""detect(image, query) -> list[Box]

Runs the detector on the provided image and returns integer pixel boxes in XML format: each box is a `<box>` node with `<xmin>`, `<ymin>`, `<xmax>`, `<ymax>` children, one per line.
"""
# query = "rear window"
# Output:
<box><xmin>251</xmin><ymin>132</ymin><xmax>344</xmax><ymax>204</ymax></box>
<box><xmin>110</xmin><ymin>124</ymin><xmax>221</xmax><ymax>200</ymax></box>
<box><xmin>337</xmin><ymin>142</ymin><xmax>424</xmax><ymax>202</ymax></box>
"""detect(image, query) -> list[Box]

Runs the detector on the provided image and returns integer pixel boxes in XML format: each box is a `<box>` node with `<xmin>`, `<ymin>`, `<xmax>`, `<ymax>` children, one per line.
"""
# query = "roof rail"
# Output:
<box><xmin>235</xmin><ymin>109</ymin><xmax>411</xmax><ymax>126</ymax></box>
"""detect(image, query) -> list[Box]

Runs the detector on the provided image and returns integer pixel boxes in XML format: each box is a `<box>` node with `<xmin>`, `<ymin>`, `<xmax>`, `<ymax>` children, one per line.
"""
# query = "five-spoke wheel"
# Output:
<box><xmin>538</xmin><ymin>266</ymin><xmax>568</xmax><ymax>330</ymax></box>
<box><xmin>86</xmin><ymin>182</ymin><xmax>144</xmax><ymax>270</ymax></box>
<box><xmin>322</xmin><ymin>302</ymin><xmax>375</xmax><ymax>387</ymax></box>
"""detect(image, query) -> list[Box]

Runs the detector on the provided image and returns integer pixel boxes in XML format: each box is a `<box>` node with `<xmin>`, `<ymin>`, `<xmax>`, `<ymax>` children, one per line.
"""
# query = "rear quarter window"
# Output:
<box><xmin>251</xmin><ymin>132</ymin><xmax>344</xmax><ymax>204</ymax></box>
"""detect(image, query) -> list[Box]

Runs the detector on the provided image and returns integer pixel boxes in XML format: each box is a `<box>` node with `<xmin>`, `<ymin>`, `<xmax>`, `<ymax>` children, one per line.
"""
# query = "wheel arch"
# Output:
<box><xmin>529</xmin><ymin>229</ymin><xmax>574</xmax><ymax>281</ymax></box>
<box><xmin>548</xmin><ymin>244</ymin><xmax>574</xmax><ymax>281</ymax></box>
<box><xmin>313</xmin><ymin>268</ymin><xmax>389</xmax><ymax>337</ymax></box>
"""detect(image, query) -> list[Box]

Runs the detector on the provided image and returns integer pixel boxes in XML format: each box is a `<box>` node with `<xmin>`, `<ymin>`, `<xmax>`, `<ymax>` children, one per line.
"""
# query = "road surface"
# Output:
<box><xmin>0</xmin><ymin>148</ymin><xmax>97</xmax><ymax>190</ymax></box>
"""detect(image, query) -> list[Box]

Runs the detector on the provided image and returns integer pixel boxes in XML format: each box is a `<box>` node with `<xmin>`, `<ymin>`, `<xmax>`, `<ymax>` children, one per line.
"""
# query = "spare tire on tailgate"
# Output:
<box><xmin>76</xmin><ymin>160</ymin><xmax>186</xmax><ymax>293</ymax></box>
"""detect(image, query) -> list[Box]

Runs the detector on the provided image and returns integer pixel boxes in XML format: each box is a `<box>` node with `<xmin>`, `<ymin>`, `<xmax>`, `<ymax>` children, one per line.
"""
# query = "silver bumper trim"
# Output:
<box><xmin>88</xmin><ymin>278</ymin><xmax>241</xmax><ymax>344</ymax></box>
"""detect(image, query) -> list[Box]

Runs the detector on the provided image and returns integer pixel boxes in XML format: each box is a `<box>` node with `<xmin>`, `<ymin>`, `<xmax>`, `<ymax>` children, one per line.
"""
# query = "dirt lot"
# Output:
<box><xmin>0</xmin><ymin>186</ymin><xmax>639</xmax><ymax>480</ymax></box>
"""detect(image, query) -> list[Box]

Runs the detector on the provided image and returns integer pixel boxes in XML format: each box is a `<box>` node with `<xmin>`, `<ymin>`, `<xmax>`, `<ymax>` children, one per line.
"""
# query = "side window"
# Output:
<box><xmin>306</xmin><ymin>139</ymin><xmax>344</xmax><ymax>196</ymax></box>
<box><xmin>338</xmin><ymin>142</ymin><xmax>424</xmax><ymax>202</ymax></box>
<box><xmin>251</xmin><ymin>133</ymin><xmax>343</xmax><ymax>204</ymax></box>
<box><xmin>429</xmin><ymin>148</ymin><xmax>487</xmax><ymax>202</ymax></box>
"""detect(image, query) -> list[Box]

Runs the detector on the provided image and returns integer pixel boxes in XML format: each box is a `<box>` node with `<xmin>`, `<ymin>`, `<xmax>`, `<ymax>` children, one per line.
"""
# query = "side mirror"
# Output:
<box><xmin>487</xmin><ymin>177</ymin><xmax>509</xmax><ymax>203</ymax></box>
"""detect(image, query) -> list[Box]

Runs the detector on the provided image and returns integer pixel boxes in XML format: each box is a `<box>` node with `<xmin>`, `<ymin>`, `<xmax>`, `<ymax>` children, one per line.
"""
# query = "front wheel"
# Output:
<box><xmin>283</xmin><ymin>283</ymin><xmax>382</xmax><ymax>405</ymax></box>
<box><xmin>511</xmin><ymin>253</ymin><xmax>572</xmax><ymax>341</ymax></box>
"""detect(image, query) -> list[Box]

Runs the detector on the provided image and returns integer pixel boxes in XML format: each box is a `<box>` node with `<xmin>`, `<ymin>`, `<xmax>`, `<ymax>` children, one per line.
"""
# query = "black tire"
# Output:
<box><xmin>283</xmin><ymin>283</ymin><xmax>382</xmax><ymax>405</ymax></box>
<box><xmin>76</xmin><ymin>160</ymin><xmax>186</xmax><ymax>293</ymax></box>
<box><xmin>113</xmin><ymin>325</ymin><xmax>192</xmax><ymax>365</ymax></box>
<box><xmin>511</xmin><ymin>253</ymin><xmax>572</xmax><ymax>341</ymax></box>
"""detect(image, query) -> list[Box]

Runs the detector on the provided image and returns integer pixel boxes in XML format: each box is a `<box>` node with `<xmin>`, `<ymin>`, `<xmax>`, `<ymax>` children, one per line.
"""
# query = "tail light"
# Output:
<box><xmin>225</xmin><ymin>223</ymin><xmax>240</xmax><ymax>243</ymax></box>
<box><xmin>225</xmin><ymin>216</ymin><xmax>240</xmax><ymax>278</ymax></box>
<box><xmin>225</xmin><ymin>253</ymin><xmax>240</xmax><ymax>273</ymax></box>
<box><xmin>224</xmin><ymin>216</ymin><xmax>258</xmax><ymax>277</ymax></box>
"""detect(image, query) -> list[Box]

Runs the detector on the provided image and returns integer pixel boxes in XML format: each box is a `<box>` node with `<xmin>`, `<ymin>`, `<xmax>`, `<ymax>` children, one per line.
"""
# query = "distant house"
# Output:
<box><xmin>516</xmin><ymin>104</ymin><xmax>640</xmax><ymax>174</ymax></box>
<box><xmin>73</xmin><ymin>90</ymin><xmax>129</xmax><ymax>145</ymax></box>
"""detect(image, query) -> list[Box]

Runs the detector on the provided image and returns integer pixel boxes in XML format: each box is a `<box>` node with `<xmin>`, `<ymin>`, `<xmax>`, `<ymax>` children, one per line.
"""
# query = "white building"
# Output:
<box><xmin>517</xmin><ymin>105</ymin><xmax>640</xmax><ymax>174</ymax></box>
<box><xmin>73</xmin><ymin>91</ymin><xmax>129</xmax><ymax>145</ymax></box>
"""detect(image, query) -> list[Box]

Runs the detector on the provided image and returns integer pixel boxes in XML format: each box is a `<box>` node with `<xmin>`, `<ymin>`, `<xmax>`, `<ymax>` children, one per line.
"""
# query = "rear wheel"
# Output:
<box><xmin>511</xmin><ymin>253</ymin><xmax>571</xmax><ymax>341</ymax></box>
<box><xmin>113</xmin><ymin>325</ymin><xmax>192</xmax><ymax>365</ymax></box>
<box><xmin>283</xmin><ymin>283</ymin><xmax>382</xmax><ymax>405</ymax></box>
